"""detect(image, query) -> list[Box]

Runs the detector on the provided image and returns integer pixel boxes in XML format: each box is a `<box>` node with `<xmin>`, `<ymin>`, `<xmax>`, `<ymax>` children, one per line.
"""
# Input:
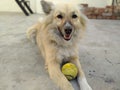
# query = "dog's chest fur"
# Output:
<box><xmin>56</xmin><ymin>45</ymin><xmax>78</xmax><ymax>64</ymax></box>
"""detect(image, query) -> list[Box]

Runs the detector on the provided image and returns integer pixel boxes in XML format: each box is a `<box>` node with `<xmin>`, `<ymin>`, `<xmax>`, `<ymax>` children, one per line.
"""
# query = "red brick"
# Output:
<box><xmin>99</xmin><ymin>8</ymin><xmax>105</xmax><ymax>13</ymax></box>
<box><xmin>87</xmin><ymin>15</ymin><xmax>92</xmax><ymax>19</ymax></box>
<box><xmin>111</xmin><ymin>15</ymin><xmax>117</xmax><ymax>19</ymax></box>
<box><xmin>83</xmin><ymin>4</ymin><xmax>119</xmax><ymax>20</ymax></box>
<box><xmin>106</xmin><ymin>6</ymin><xmax>114</xmax><ymax>9</ymax></box>
<box><xmin>102</xmin><ymin>13</ymin><xmax>112</xmax><ymax>16</ymax></box>
<box><xmin>117</xmin><ymin>17</ymin><xmax>120</xmax><ymax>20</ymax></box>
<box><xmin>102</xmin><ymin>16</ymin><xmax>107</xmax><ymax>19</ymax></box>
<box><xmin>91</xmin><ymin>15</ymin><xmax>97</xmax><ymax>19</ymax></box>
<box><xmin>94</xmin><ymin>9</ymin><xmax>99</xmax><ymax>15</ymax></box>
<box><xmin>81</xmin><ymin>4</ymin><xmax>88</xmax><ymax>7</ymax></box>
<box><xmin>97</xmin><ymin>15</ymin><xmax>103</xmax><ymax>19</ymax></box>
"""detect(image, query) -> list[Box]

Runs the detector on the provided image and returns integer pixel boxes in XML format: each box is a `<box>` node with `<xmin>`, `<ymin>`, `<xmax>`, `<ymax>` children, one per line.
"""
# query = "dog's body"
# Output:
<box><xmin>27</xmin><ymin>1</ymin><xmax>92</xmax><ymax>90</ymax></box>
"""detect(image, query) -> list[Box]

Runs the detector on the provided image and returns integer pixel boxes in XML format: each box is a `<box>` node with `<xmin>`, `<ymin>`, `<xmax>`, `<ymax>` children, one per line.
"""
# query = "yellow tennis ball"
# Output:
<box><xmin>62</xmin><ymin>63</ymin><xmax>78</xmax><ymax>80</ymax></box>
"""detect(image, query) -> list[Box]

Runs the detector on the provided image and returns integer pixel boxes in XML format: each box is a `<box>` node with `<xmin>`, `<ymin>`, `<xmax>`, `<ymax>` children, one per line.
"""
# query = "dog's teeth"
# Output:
<box><xmin>64</xmin><ymin>34</ymin><xmax>71</xmax><ymax>40</ymax></box>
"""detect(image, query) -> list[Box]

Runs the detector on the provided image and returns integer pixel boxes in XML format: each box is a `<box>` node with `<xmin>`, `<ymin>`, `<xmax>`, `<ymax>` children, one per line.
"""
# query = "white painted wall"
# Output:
<box><xmin>0</xmin><ymin>0</ymin><xmax>112</xmax><ymax>13</ymax></box>
<box><xmin>36</xmin><ymin>0</ymin><xmax>83</xmax><ymax>14</ymax></box>
<box><xmin>0</xmin><ymin>0</ymin><xmax>21</xmax><ymax>12</ymax></box>
<box><xmin>36</xmin><ymin>0</ymin><xmax>111</xmax><ymax>14</ymax></box>
<box><xmin>0</xmin><ymin>0</ymin><xmax>36</xmax><ymax>12</ymax></box>
<box><xmin>107</xmin><ymin>0</ymin><xmax>112</xmax><ymax>5</ymax></box>
<box><xmin>85</xmin><ymin>0</ymin><xmax>107</xmax><ymax>7</ymax></box>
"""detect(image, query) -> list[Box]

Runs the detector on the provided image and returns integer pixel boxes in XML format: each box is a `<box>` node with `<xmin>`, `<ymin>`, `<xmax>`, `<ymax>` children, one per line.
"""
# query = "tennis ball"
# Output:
<box><xmin>61</xmin><ymin>63</ymin><xmax>78</xmax><ymax>80</ymax></box>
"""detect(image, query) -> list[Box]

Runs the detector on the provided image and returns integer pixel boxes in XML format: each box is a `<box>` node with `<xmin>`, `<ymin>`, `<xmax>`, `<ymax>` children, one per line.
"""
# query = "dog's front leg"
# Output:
<box><xmin>47</xmin><ymin>60</ymin><xmax>74</xmax><ymax>90</ymax></box>
<box><xmin>71</xmin><ymin>57</ymin><xmax>92</xmax><ymax>90</ymax></box>
<box><xmin>44</xmin><ymin>45</ymin><xmax>74</xmax><ymax>90</ymax></box>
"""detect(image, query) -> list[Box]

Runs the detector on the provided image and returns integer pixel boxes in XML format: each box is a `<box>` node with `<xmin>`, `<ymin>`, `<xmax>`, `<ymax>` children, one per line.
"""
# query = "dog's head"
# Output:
<box><xmin>41</xmin><ymin>0</ymin><xmax>86</xmax><ymax>41</ymax></box>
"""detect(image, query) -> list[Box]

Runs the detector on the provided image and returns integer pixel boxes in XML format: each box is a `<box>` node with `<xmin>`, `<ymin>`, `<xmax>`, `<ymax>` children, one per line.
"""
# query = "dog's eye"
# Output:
<box><xmin>57</xmin><ymin>15</ymin><xmax>63</xmax><ymax>19</ymax></box>
<box><xmin>72</xmin><ymin>14</ymin><xmax>77</xmax><ymax>19</ymax></box>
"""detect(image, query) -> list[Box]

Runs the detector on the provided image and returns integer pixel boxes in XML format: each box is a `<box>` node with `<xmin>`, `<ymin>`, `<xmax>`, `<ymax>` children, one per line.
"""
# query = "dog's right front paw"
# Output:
<box><xmin>80</xmin><ymin>83</ymin><xmax>92</xmax><ymax>90</ymax></box>
<box><xmin>78</xmin><ymin>77</ymin><xmax>92</xmax><ymax>90</ymax></box>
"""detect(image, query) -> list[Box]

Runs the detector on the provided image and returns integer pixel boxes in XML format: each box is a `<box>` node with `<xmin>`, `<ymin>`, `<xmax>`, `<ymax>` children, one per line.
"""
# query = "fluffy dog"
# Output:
<box><xmin>27</xmin><ymin>0</ymin><xmax>92</xmax><ymax>90</ymax></box>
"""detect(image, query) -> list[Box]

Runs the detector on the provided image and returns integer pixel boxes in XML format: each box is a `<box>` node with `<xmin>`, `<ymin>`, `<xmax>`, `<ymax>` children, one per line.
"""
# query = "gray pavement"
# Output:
<box><xmin>0</xmin><ymin>13</ymin><xmax>120</xmax><ymax>90</ymax></box>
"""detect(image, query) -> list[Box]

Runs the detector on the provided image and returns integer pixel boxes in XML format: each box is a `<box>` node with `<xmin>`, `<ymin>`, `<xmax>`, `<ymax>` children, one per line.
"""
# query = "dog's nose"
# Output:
<box><xmin>64</xmin><ymin>22</ymin><xmax>72</xmax><ymax>34</ymax></box>
<box><xmin>65</xmin><ymin>28</ymin><xmax>72</xmax><ymax>34</ymax></box>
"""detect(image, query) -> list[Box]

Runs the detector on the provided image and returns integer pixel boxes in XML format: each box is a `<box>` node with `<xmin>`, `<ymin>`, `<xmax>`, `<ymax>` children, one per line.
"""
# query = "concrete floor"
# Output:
<box><xmin>0</xmin><ymin>13</ymin><xmax>120</xmax><ymax>90</ymax></box>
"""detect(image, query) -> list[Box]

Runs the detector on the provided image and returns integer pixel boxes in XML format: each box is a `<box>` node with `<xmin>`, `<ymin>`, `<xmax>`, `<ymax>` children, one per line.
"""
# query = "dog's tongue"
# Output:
<box><xmin>64</xmin><ymin>34</ymin><xmax>71</xmax><ymax>40</ymax></box>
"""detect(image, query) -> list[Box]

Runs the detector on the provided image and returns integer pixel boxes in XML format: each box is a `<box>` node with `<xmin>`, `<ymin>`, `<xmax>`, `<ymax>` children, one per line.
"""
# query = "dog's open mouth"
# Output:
<box><xmin>57</xmin><ymin>27</ymin><xmax>72</xmax><ymax>41</ymax></box>
<box><xmin>64</xmin><ymin>34</ymin><xmax>71</xmax><ymax>41</ymax></box>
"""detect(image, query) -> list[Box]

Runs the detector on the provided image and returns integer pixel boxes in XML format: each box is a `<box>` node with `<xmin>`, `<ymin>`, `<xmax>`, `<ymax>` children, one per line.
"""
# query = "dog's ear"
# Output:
<box><xmin>41</xmin><ymin>0</ymin><xmax>54</xmax><ymax>14</ymax></box>
<box><xmin>78</xmin><ymin>5</ymin><xmax>87</xmax><ymax>30</ymax></box>
<box><xmin>79</xmin><ymin>14</ymin><xmax>87</xmax><ymax>30</ymax></box>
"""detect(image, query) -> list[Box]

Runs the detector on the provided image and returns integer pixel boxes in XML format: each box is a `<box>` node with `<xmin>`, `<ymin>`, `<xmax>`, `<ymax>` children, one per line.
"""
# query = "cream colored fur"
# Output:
<box><xmin>26</xmin><ymin>1</ymin><xmax>92</xmax><ymax>90</ymax></box>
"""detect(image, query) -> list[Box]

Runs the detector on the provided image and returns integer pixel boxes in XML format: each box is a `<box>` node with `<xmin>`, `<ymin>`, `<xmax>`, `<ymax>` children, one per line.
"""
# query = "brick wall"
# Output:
<box><xmin>81</xmin><ymin>4</ymin><xmax>120</xmax><ymax>20</ymax></box>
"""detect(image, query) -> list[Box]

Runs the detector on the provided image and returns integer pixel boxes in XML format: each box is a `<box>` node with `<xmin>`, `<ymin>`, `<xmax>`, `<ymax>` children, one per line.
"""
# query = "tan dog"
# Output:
<box><xmin>27</xmin><ymin>0</ymin><xmax>92</xmax><ymax>90</ymax></box>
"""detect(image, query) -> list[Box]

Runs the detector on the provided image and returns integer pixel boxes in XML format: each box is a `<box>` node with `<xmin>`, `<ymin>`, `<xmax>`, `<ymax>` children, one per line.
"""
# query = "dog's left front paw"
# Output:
<box><xmin>78</xmin><ymin>77</ymin><xmax>92</xmax><ymax>90</ymax></box>
<box><xmin>80</xmin><ymin>83</ymin><xmax>92</xmax><ymax>90</ymax></box>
